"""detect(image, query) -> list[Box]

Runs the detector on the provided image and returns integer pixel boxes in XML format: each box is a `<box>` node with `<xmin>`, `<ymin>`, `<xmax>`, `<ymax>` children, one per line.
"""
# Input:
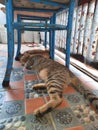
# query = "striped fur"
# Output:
<box><xmin>20</xmin><ymin>49</ymin><xmax>50</xmax><ymax>65</ymax></box>
<box><xmin>25</xmin><ymin>55</ymin><xmax>74</xmax><ymax>116</ymax></box>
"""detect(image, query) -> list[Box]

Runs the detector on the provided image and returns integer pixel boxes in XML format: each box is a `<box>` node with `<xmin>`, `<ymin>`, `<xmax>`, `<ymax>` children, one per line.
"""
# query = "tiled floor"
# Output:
<box><xmin>0</xmin><ymin>44</ymin><xmax>98</xmax><ymax>130</ymax></box>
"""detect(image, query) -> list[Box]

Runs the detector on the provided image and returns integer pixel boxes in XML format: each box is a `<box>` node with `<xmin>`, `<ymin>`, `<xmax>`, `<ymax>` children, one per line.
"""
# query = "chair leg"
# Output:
<box><xmin>15</xmin><ymin>15</ymin><xmax>21</xmax><ymax>61</ymax></box>
<box><xmin>2</xmin><ymin>0</ymin><xmax>14</xmax><ymax>88</ymax></box>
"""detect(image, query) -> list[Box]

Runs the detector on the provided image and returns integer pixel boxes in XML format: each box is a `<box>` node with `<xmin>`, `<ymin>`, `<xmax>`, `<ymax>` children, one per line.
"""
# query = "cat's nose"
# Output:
<box><xmin>25</xmin><ymin>66</ymin><xmax>30</xmax><ymax>70</ymax></box>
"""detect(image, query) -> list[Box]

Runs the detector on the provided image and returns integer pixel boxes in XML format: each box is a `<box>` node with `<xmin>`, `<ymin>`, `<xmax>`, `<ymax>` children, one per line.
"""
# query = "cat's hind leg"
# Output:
<box><xmin>33</xmin><ymin>93</ymin><xmax>62</xmax><ymax>116</ymax></box>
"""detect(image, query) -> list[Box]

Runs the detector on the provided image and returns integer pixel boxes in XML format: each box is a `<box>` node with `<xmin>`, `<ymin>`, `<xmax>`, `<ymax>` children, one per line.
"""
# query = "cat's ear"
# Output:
<box><xmin>25</xmin><ymin>61</ymin><xmax>33</xmax><ymax>70</ymax></box>
<box><xmin>26</xmin><ymin>54</ymin><xmax>30</xmax><ymax>59</ymax></box>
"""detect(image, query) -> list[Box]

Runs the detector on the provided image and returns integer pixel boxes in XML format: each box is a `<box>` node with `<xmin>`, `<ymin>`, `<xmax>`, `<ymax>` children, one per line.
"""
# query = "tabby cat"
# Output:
<box><xmin>25</xmin><ymin>55</ymin><xmax>98</xmax><ymax>116</ymax></box>
<box><xmin>20</xmin><ymin>49</ymin><xmax>50</xmax><ymax>65</ymax></box>
<box><xmin>25</xmin><ymin>55</ymin><xmax>75</xmax><ymax>116</ymax></box>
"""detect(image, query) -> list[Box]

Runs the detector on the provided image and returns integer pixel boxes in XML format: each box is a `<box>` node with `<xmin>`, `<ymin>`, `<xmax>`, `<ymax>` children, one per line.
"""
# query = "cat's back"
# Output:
<box><xmin>31</xmin><ymin>55</ymin><xmax>73</xmax><ymax>85</ymax></box>
<box><xmin>38</xmin><ymin>56</ymin><xmax>70</xmax><ymax>76</ymax></box>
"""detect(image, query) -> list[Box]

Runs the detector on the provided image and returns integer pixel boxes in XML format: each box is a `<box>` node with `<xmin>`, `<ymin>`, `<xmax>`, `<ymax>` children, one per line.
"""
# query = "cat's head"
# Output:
<box><xmin>25</xmin><ymin>54</ymin><xmax>44</xmax><ymax>70</ymax></box>
<box><xmin>20</xmin><ymin>53</ymin><xmax>30</xmax><ymax>66</ymax></box>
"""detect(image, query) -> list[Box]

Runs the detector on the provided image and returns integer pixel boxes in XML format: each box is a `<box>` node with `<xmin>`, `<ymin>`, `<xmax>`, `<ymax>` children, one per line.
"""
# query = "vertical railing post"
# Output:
<box><xmin>2</xmin><ymin>0</ymin><xmax>14</xmax><ymax>87</ymax></box>
<box><xmin>66</xmin><ymin>0</ymin><xmax>76</xmax><ymax>68</ymax></box>
<box><xmin>49</xmin><ymin>30</ymin><xmax>52</xmax><ymax>58</ymax></box>
<box><xmin>50</xmin><ymin>13</ymin><xmax>56</xmax><ymax>59</ymax></box>
<box><xmin>15</xmin><ymin>14</ymin><xmax>22</xmax><ymax>61</ymax></box>
<box><xmin>44</xmin><ymin>20</ymin><xmax>47</xmax><ymax>48</ymax></box>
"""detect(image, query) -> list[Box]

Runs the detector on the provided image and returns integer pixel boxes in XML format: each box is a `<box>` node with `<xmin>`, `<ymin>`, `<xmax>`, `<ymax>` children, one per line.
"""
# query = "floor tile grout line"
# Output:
<box><xmin>42</xmin><ymin>92</ymin><xmax>57</xmax><ymax>130</ymax></box>
<box><xmin>36</xmin><ymin>72</ymin><xmax>57</xmax><ymax>130</ymax></box>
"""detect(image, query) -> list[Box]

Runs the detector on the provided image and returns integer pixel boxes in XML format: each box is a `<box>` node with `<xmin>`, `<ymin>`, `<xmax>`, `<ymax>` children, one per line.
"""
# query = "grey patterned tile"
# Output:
<box><xmin>0</xmin><ymin>82</ymin><xmax>5</xmax><ymax>91</ymax></box>
<box><xmin>0</xmin><ymin>91</ymin><xmax>5</xmax><ymax>102</ymax></box>
<box><xmin>84</xmin><ymin>122</ymin><xmax>98</xmax><ymax>130</ymax></box>
<box><xmin>64</xmin><ymin>93</ymin><xmax>87</xmax><ymax>106</ymax></box>
<box><xmin>0</xmin><ymin>115</ymin><xmax>26</xmax><ymax>130</ymax></box>
<box><xmin>52</xmin><ymin>108</ymin><xmax>80</xmax><ymax>130</ymax></box>
<box><xmin>10</xmin><ymin>68</ymin><xmax>24</xmax><ymax>82</ymax></box>
<box><xmin>0</xmin><ymin>100</ymin><xmax>25</xmax><ymax>119</ymax></box>
<box><xmin>25</xmin><ymin>80</ymin><xmax>48</xmax><ymax>99</ymax></box>
<box><xmin>0</xmin><ymin>91</ymin><xmax>5</xmax><ymax>117</ymax></box>
<box><xmin>26</xmin><ymin>114</ymin><xmax>54</xmax><ymax>130</ymax></box>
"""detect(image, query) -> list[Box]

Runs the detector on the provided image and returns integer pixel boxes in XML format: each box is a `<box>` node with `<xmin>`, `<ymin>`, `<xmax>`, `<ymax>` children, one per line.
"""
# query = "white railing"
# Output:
<box><xmin>55</xmin><ymin>0</ymin><xmax>98</xmax><ymax>69</ymax></box>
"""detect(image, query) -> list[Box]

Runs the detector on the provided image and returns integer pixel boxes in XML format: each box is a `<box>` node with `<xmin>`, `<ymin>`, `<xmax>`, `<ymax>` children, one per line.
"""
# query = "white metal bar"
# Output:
<box><xmin>87</xmin><ymin>0</ymin><xmax>98</xmax><ymax>62</ymax></box>
<box><xmin>70</xmin><ymin>7</ymin><xmax>77</xmax><ymax>53</ymax></box>
<box><xmin>73</xmin><ymin>5</ymin><xmax>82</xmax><ymax>54</ymax></box>
<box><xmin>83</xmin><ymin>0</ymin><xmax>96</xmax><ymax>61</ymax></box>
<box><xmin>78</xmin><ymin>3</ymin><xmax>88</xmax><ymax>54</ymax></box>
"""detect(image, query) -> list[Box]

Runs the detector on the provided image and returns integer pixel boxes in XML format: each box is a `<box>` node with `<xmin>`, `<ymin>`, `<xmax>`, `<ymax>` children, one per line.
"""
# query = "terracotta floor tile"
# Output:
<box><xmin>25</xmin><ymin>97</ymin><xmax>45</xmax><ymax>114</ymax></box>
<box><xmin>10</xmin><ymin>80</ymin><xmax>24</xmax><ymax>89</ymax></box>
<box><xmin>25</xmin><ymin>96</ymin><xmax>68</xmax><ymax>115</ymax></box>
<box><xmin>5</xmin><ymin>89</ymin><xmax>24</xmax><ymax>101</ymax></box>
<box><xmin>65</xmin><ymin>126</ymin><xmax>84</xmax><ymax>130</ymax></box>
<box><xmin>64</xmin><ymin>85</ymin><xmax>76</xmax><ymax>94</ymax></box>
<box><xmin>25</xmin><ymin>74</ymin><xmax>38</xmax><ymax>80</ymax></box>
<box><xmin>56</xmin><ymin>97</ymin><xmax>69</xmax><ymax>109</ymax></box>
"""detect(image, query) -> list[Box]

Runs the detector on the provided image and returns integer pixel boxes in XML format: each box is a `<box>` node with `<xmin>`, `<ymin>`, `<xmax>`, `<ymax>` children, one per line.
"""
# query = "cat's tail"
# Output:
<box><xmin>70</xmin><ymin>74</ymin><xmax>98</xmax><ymax>112</ymax></box>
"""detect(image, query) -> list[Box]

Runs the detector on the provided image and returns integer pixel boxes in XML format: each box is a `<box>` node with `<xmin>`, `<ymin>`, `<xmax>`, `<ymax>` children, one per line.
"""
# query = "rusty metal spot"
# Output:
<box><xmin>96</xmin><ymin>28</ymin><xmax>98</xmax><ymax>32</ymax></box>
<box><xmin>82</xmin><ymin>11</ymin><xmax>85</xmax><ymax>16</ymax></box>
<box><xmin>92</xmin><ymin>45</ymin><xmax>94</xmax><ymax>48</ymax></box>
<box><xmin>92</xmin><ymin>52</ymin><xmax>96</xmax><ymax>55</ymax></box>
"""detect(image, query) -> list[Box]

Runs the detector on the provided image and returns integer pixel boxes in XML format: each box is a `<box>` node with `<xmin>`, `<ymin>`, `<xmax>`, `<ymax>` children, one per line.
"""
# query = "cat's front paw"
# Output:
<box><xmin>34</xmin><ymin>107</ymin><xmax>52</xmax><ymax>117</ymax></box>
<box><xmin>34</xmin><ymin>108</ymin><xmax>44</xmax><ymax>117</ymax></box>
<box><xmin>32</xmin><ymin>85</ymin><xmax>38</xmax><ymax>90</ymax></box>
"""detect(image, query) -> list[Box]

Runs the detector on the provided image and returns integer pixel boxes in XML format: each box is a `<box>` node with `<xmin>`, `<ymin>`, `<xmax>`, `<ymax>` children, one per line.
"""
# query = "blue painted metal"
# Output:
<box><xmin>21</xmin><ymin>17</ymin><xmax>47</xmax><ymax>21</ymax></box>
<box><xmin>49</xmin><ymin>30</ymin><xmax>52</xmax><ymax>58</ymax></box>
<box><xmin>66</xmin><ymin>0</ymin><xmax>76</xmax><ymax>68</ymax></box>
<box><xmin>19</xmin><ymin>27</ymin><xmax>67</xmax><ymax>31</ymax></box>
<box><xmin>14</xmin><ymin>7</ymin><xmax>56</xmax><ymax>13</ymax></box>
<box><xmin>3</xmin><ymin>0</ymin><xmax>76</xmax><ymax>87</ymax></box>
<box><xmin>56</xmin><ymin>7</ymin><xmax>67</xmax><ymax>14</ymax></box>
<box><xmin>15</xmin><ymin>15</ymin><xmax>21</xmax><ymax>60</ymax></box>
<box><xmin>44</xmin><ymin>20</ymin><xmax>48</xmax><ymax>48</ymax></box>
<box><xmin>49</xmin><ymin>14</ymin><xmax>56</xmax><ymax>59</ymax></box>
<box><xmin>13</xmin><ymin>22</ymin><xmax>67</xmax><ymax>30</ymax></box>
<box><xmin>49</xmin><ymin>17</ymin><xmax>52</xmax><ymax>58</ymax></box>
<box><xmin>20</xmin><ymin>28</ymin><xmax>49</xmax><ymax>31</ymax></box>
<box><xmin>20</xmin><ymin>16</ymin><xmax>49</xmax><ymax>21</ymax></box>
<box><xmin>20</xmin><ymin>14</ymin><xmax>50</xmax><ymax>20</ymax></box>
<box><xmin>2</xmin><ymin>0</ymin><xmax>14</xmax><ymax>87</ymax></box>
<box><xmin>29</xmin><ymin>0</ymin><xmax>67</xmax><ymax>8</ymax></box>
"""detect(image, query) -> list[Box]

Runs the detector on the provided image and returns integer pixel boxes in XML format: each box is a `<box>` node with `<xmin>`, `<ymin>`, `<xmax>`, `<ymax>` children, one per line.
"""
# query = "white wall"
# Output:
<box><xmin>0</xmin><ymin>12</ymin><xmax>40</xmax><ymax>44</ymax></box>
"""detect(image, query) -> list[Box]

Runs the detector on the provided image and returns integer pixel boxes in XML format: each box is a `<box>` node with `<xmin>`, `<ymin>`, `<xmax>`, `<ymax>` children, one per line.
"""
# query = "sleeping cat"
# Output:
<box><xmin>25</xmin><ymin>54</ymin><xmax>98</xmax><ymax>116</ymax></box>
<box><xmin>20</xmin><ymin>49</ymin><xmax>50</xmax><ymax>65</ymax></box>
<box><xmin>25</xmin><ymin>55</ymin><xmax>74</xmax><ymax>116</ymax></box>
